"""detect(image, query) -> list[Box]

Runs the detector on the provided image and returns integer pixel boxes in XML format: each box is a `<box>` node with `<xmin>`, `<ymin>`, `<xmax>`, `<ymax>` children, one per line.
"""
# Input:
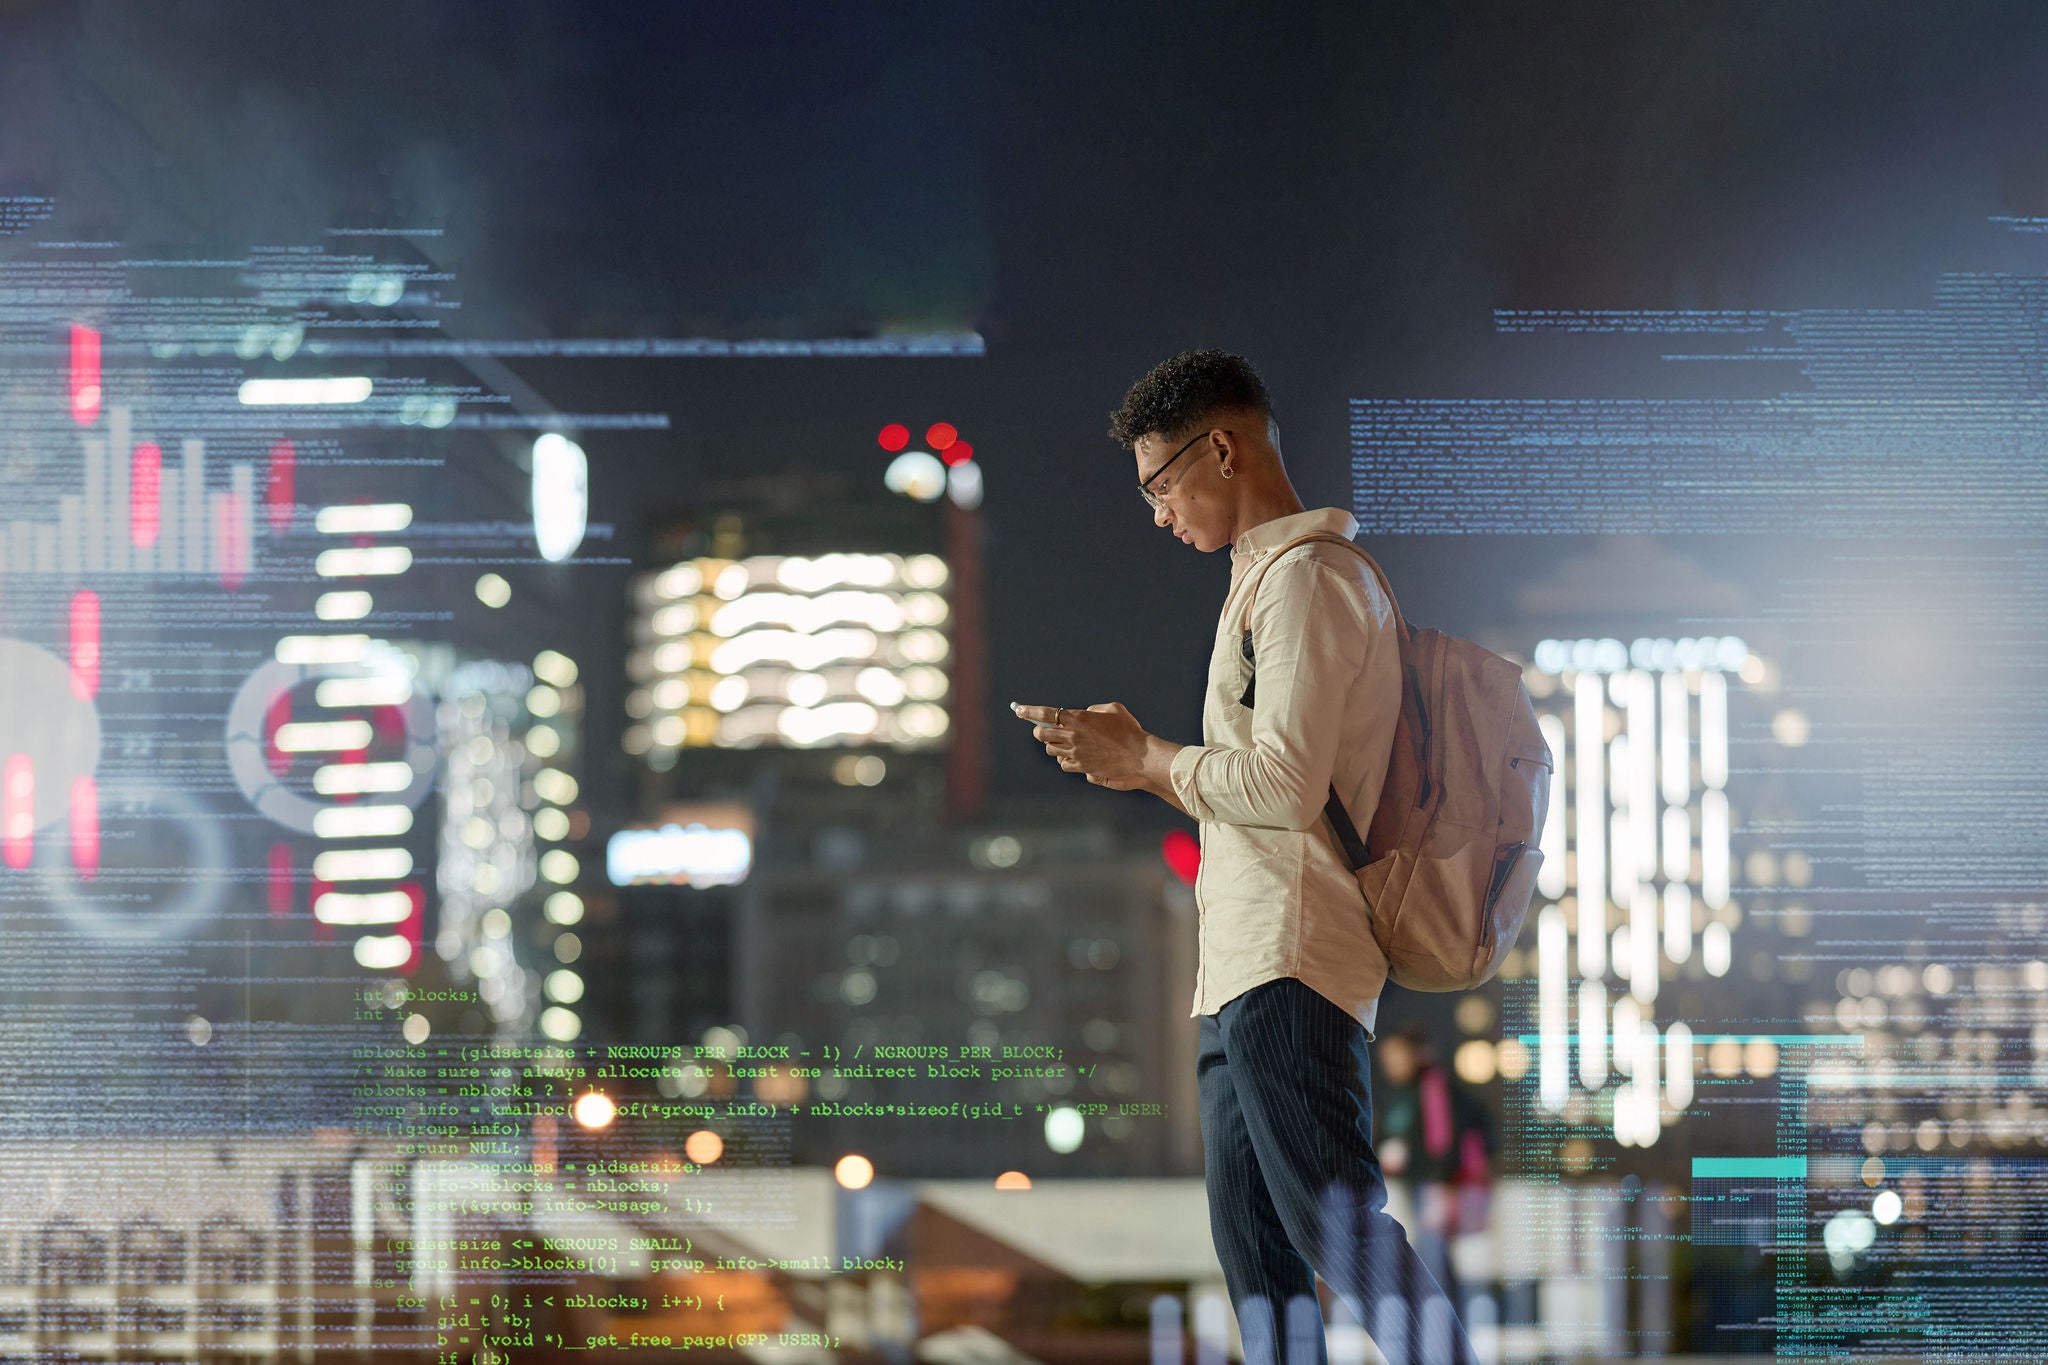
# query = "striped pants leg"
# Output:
<box><xmin>1197</xmin><ymin>976</ymin><xmax>1479</xmax><ymax>1365</ymax></box>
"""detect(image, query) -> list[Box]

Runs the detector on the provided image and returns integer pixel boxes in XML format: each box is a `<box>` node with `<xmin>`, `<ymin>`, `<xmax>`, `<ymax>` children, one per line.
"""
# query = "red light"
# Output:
<box><xmin>1162</xmin><ymin>829</ymin><xmax>1199</xmax><ymax>886</ymax></box>
<box><xmin>218</xmin><ymin>491</ymin><xmax>247</xmax><ymax>590</ymax></box>
<box><xmin>3</xmin><ymin>755</ymin><xmax>33</xmax><ymax>870</ymax></box>
<box><xmin>69</xmin><ymin>324</ymin><xmax>100</xmax><ymax>426</ymax></box>
<box><xmin>130</xmin><ymin>442</ymin><xmax>161</xmax><ymax>548</ymax></box>
<box><xmin>941</xmin><ymin>439</ymin><xmax>974</xmax><ymax>468</ymax></box>
<box><xmin>69</xmin><ymin>590</ymin><xmax>100</xmax><ymax>701</ymax></box>
<box><xmin>267</xmin><ymin>841</ymin><xmax>293</xmax><ymax>918</ymax></box>
<box><xmin>877</xmin><ymin>423</ymin><xmax>910</xmax><ymax>452</ymax></box>
<box><xmin>70</xmin><ymin>776</ymin><xmax>98</xmax><ymax>880</ymax></box>
<box><xmin>264</xmin><ymin>691</ymin><xmax>293</xmax><ymax>778</ymax></box>
<box><xmin>267</xmin><ymin>438</ymin><xmax>296</xmax><ymax>533</ymax></box>
<box><xmin>925</xmin><ymin>422</ymin><xmax>958</xmax><ymax>451</ymax></box>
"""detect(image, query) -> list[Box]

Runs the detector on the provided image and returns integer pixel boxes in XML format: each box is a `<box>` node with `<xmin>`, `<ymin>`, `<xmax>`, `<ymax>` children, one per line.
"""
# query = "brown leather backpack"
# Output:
<box><xmin>1241</xmin><ymin>533</ymin><xmax>1553</xmax><ymax>991</ymax></box>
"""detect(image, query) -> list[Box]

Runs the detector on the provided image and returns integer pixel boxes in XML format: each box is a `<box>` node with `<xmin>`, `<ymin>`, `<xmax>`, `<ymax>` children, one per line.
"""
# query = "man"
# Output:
<box><xmin>1012</xmin><ymin>349</ymin><xmax>1479</xmax><ymax>1365</ymax></box>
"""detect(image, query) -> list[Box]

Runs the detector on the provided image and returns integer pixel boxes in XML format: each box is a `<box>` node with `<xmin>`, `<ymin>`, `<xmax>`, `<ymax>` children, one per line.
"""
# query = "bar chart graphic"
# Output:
<box><xmin>1</xmin><ymin>323</ymin><xmax>279</xmax><ymax>879</ymax></box>
<box><xmin>4</xmin><ymin>401</ymin><xmax>260</xmax><ymax>582</ymax></box>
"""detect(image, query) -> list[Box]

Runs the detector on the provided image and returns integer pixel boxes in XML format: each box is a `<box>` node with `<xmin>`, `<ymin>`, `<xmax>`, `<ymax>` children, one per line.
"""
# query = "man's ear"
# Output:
<box><xmin>1212</xmin><ymin>424</ymin><xmax>1240</xmax><ymax>476</ymax></box>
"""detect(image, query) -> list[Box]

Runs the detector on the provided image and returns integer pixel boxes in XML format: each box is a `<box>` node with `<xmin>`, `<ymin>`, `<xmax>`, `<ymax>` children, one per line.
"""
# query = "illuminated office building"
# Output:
<box><xmin>627</xmin><ymin>547</ymin><xmax>952</xmax><ymax>750</ymax></box>
<box><xmin>1522</xmin><ymin>633</ymin><xmax>1763</xmax><ymax>1142</ymax></box>
<box><xmin>581</xmin><ymin>800</ymin><xmax>749</xmax><ymax>1046</ymax></box>
<box><xmin>425</xmin><ymin>648</ymin><xmax>587</xmax><ymax>1042</ymax></box>
<box><xmin>283</xmin><ymin>501</ymin><xmax>435</xmax><ymax>980</ymax></box>
<box><xmin>627</xmin><ymin>476</ymin><xmax>959</xmax><ymax>785</ymax></box>
<box><xmin>623</xmin><ymin>469</ymin><xmax>992</xmax><ymax>819</ymax></box>
<box><xmin>1494</xmin><ymin>540</ymin><xmax>1805</xmax><ymax>1173</ymax></box>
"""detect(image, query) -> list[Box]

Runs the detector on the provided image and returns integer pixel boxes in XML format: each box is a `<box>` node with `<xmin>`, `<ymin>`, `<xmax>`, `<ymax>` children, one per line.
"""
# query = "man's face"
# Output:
<box><xmin>1134</xmin><ymin>428</ymin><xmax>1228</xmax><ymax>552</ymax></box>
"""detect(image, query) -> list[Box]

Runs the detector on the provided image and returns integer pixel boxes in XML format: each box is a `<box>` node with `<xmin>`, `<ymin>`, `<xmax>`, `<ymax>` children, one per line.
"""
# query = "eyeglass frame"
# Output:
<box><xmin>1137</xmin><ymin>429</ymin><xmax>1220</xmax><ymax>511</ymax></box>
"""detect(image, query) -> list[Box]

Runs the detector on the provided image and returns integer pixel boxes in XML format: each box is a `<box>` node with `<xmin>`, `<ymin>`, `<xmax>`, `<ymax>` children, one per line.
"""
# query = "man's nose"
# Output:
<box><xmin>1153</xmin><ymin>501</ymin><xmax>1172</xmax><ymax>529</ymax></box>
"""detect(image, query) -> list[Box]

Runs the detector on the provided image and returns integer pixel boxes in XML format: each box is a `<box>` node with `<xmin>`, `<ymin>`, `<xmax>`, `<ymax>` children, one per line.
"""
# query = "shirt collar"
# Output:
<box><xmin>1231</xmin><ymin>506</ymin><xmax>1360</xmax><ymax>562</ymax></box>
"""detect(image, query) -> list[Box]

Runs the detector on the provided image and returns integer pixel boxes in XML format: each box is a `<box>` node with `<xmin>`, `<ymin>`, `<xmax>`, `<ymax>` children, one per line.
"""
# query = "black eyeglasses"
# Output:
<box><xmin>1138</xmin><ymin>430</ymin><xmax>1213</xmax><ymax>511</ymax></box>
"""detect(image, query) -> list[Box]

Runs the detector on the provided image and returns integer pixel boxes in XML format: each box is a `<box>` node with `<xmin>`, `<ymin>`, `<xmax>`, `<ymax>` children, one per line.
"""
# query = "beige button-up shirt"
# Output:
<box><xmin>1167</xmin><ymin>507</ymin><xmax>1401</xmax><ymax>1033</ymax></box>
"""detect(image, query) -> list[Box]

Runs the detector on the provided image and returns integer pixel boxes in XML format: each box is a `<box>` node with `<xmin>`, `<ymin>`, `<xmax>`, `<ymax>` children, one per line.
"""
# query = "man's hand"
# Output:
<box><xmin>1010</xmin><ymin>702</ymin><xmax>1184</xmax><ymax>799</ymax></box>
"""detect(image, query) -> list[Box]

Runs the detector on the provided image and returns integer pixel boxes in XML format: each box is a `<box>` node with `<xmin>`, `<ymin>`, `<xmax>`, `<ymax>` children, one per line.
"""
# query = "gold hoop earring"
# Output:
<box><xmin>1220</xmin><ymin>465</ymin><xmax>1234</xmax><ymax>479</ymax></box>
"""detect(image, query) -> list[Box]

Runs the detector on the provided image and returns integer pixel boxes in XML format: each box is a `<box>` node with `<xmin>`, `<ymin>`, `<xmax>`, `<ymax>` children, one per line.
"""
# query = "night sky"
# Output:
<box><xmin>5</xmin><ymin>0</ymin><xmax>2047</xmax><ymax>805</ymax></box>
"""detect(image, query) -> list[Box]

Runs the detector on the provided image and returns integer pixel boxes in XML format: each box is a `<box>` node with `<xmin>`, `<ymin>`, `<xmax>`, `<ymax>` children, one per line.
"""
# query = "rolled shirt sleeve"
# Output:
<box><xmin>1169</xmin><ymin>555</ymin><xmax>1395</xmax><ymax>830</ymax></box>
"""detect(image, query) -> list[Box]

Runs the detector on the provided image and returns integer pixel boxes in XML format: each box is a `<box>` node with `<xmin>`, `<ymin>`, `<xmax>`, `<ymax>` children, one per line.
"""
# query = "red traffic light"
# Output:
<box><xmin>925</xmin><ymin>422</ymin><xmax>958</xmax><ymax>451</ymax></box>
<box><xmin>878</xmin><ymin>423</ymin><xmax>910</xmax><ymax>452</ymax></box>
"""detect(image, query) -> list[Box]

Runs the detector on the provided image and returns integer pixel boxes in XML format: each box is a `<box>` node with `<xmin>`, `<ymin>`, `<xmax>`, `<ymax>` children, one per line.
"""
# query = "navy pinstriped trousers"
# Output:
<box><xmin>1197</xmin><ymin>976</ymin><xmax>1479</xmax><ymax>1365</ymax></box>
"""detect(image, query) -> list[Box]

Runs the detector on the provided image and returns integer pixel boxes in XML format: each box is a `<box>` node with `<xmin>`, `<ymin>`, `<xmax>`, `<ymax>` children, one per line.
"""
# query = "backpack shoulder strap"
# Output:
<box><xmin>1236</xmin><ymin>531</ymin><xmax>1409</xmax><ymax>637</ymax></box>
<box><xmin>1234</xmin><ymin>531</ymin><xmax>1409</xmax><ymax>874</ymax></box>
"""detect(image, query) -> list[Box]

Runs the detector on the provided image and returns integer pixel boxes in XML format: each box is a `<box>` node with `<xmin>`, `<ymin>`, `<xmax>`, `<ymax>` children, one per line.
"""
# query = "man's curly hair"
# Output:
<box><xmin>1107</xmin><ymin>348</ymin><xmax>1273</xmax><ymax>450</ymax></box>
